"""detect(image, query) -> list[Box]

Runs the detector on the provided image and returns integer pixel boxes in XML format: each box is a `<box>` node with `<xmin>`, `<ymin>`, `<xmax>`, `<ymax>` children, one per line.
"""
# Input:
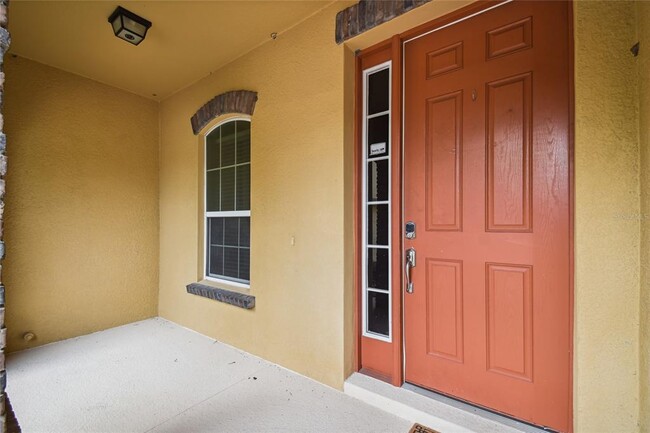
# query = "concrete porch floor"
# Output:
<box><xmin>7</xmin><ymin>318</ymin><xmax>411</xmax><ymax>433</ymax></box>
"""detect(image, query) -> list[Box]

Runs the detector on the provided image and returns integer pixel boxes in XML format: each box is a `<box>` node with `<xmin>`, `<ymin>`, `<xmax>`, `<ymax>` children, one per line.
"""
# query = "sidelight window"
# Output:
<box><xmin>362</xmin><ymin>62</ymin><xmax>391</xmax><ymax>341</ymax></box>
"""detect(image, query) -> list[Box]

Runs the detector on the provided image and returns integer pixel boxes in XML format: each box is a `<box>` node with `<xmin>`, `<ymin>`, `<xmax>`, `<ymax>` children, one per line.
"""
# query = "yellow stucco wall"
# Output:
<box><xmin>574</xmin><ymin>2</ymin><xmax>641</xmax><ymax>432</ymax></box>
<box><xmin>157</xmin><ymin>2</ymin><xmax>646</xmax><ymax>431</ymax></box>
<box><xmin>638</xmin><ymin>2</ymin><xmax>650</xmax><ymax>432</ymax></box>
<box><xmin>4</xmin><ymin>56</ymin><xmax>160</xmax><ymax>352</ymax></box>
<box><xmin>342</xmin><ymin>45</ymin><xmax>356</xmax><ymax>380</ymax></box>
<box><xmin>157</xmin><ymin>2</ymin><xmax>355</xmax><ymax>389</ymax></box>
<box><xmin>155</xmin><ymin>0</ymin><xmax>480</xmax><ymax>395</ymax></box>
<box><xmin>4</xmin><ymin>1</ymin><xmax>642</xmax><ymax>431</ymax></box>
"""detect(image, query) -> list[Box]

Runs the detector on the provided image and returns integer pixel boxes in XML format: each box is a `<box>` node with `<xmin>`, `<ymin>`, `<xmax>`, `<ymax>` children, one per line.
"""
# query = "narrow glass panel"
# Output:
<box><xmin>221</xmin><ymin>121</ymin><xmax>236</xmax><ymax>167</ymax></box>
<box><xmin>209</xmin><ymin>246</ymin><xmax>224</xmax><ymax>276</ymax></box>
<box><xmin>224</xmin><ymin>217</ymin><xmax>239</xmax><ymax>247</ymax></box>
<box><xmin>367</xmin><ymin>114</ymin><xmax>389</xmax><ymax>158</ymax></box>
<box><xmin>367</xmin><ymin>159</ymin><xmax>389</xmax><ymax>202</ymax></box>
<box><xmin>221</xmin><ymin>167</ymin><xmax>235</xmax><ymax>211</ymax></box>
<box><xmin>236</xmin><ymin>164</ymin><xmax>250</xmax><ymax>211</ymax></box>
<box><xmin>223</xmin><ymin>247</ymin><xmax>239</xmax><ymax>278</ymax></box>
<box><xmin>367</xmin><ymin>248</ymin><xmax>389</xmax><ymax>290</ymax></box>
<box><xmin>367</xmin><ymin>291</ymin><xmax>389</xmax><ymax>336</ymax></box>
<box><xmin>368</xmin><ymin>68</ymin><xmax>389</xmax><ymax>115</ymax></box>
<box><xmin>123</xmin><ymin>16</ymin><xmax>147</xmax><ymax>37</ymax></box>
<box><xmin>236</xmin><ymin>121</ymin><xmax>251</xmax><ymax>164</ymax></box>
<box><xmin>239</xmin><ymin>249</ymin><xmax>250</xmax><ymax>281</ymax></box>
<box><xmin>206</xmin><ymin>129</ymin><xmax>221</xmax><ymax>170</ymax></box>
<box><xmin>206</xmin><ymin>171</ymin><xmax>220</xmax><ymax>212</ymax></box>
<box><xmin>111</xmin><ymin>17</ymin><xmax>122</xmax><ymax>35</ymax></box>
<box><xmin>368</xmin><ymin>204</ymin><xmax>389</xmax><ymax>246</ymax></box>
<box><xmin>205</xmin><ymin>240</ymin><xmax>210</xmax><ymax>279</ymax></box>
<box><xmin>209</xmin><ymin>217</ymin><xmax>224</xmax><ymax>245</ymax></box>
<box><xmin>240</xmin><ymin>217</ymin><xmax>250</xmax><ymax>247</ymax></box>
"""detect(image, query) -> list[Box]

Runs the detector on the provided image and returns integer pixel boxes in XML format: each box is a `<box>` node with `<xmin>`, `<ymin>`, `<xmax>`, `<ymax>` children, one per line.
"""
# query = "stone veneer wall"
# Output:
<box><xmin>0</xmin><ymin>1</ymin><xmax>17</xmax><ymax>432</ymax></box>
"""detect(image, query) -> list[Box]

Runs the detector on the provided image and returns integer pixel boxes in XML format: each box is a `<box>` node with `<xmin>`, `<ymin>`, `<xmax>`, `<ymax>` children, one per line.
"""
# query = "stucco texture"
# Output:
<box><xmin>157</xmin><ymin>3</ymin><xmax>648</xmax><ymax>431</ymax></box>
<box><xmin>638</xmin><ymin>2</ymin><xmax>650</xmax><ymax>432</ymax></box>
<box><xmin>574</xmin><ymin>2</ymin><xmax>641</xmax><ymax>432</ymax></box>
<box><xmin>3</xmin><ymin>1</ymin><xmax>648</xmax><ymax>431</ymax></box>
<box><xmin>157</xmin><ymin>2</ymin><xmax>355</xmax><ymax>389</ymax></box>
<box><xmin>4</xmin><ymin>56</ymin><xmax>160</xmax><ymax>351</ymax></box>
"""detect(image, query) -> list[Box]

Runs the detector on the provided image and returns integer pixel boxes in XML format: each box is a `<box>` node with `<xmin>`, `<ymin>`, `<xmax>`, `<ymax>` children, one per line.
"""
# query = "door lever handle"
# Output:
<box><xmin>405</xmin><ymin>248</ymin><xmax>416</xmax><ymax>294</ymax></box>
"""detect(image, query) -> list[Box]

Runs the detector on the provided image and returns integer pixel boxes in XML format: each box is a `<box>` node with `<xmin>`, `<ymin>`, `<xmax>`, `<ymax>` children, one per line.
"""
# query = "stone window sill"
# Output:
<box><xmin>186</xmin><ymin>282</ymin><xmax>255</xmax><ymax>310</ymax></box>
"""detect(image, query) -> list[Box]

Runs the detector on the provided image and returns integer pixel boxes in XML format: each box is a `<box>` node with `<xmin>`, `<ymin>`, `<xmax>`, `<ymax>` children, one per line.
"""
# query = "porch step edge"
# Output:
<box><xmin>343</xmin><ymin>373</ymin><xmax>542</xmax><ymax>433</ymax></box>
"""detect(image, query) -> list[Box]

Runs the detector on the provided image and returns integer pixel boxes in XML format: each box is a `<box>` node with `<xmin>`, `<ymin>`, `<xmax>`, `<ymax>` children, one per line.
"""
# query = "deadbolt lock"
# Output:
<box><xmin>405</xmin><ymin>221</ymin><xmax>416</xmax><ymax>239</ymax></box>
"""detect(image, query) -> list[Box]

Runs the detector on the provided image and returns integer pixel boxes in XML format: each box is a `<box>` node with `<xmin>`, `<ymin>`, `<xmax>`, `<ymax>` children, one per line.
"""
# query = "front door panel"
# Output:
<box><xmin>403</xmin><ymin>2</ymin><xmax>571</xmax><ymax>431</ymax></box>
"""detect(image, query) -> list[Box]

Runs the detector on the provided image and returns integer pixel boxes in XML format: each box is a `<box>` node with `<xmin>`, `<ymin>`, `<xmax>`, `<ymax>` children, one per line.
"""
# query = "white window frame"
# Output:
<box><xmin>362</xmin><ymin>61</ymin><xmax>392</xmax><ymax>342</ymax></box>
<box><xmin>203</xmin><ymin>116</ymin><xmax>251</xmax><ymax>289</ymax></box>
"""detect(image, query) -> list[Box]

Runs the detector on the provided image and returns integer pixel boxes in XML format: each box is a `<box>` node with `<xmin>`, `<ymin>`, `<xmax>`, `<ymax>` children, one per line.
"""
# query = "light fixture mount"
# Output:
<box><xmin>108</xmin><ymin>6</ymin><xmax>152</xmax><ymax>46</ymax></box>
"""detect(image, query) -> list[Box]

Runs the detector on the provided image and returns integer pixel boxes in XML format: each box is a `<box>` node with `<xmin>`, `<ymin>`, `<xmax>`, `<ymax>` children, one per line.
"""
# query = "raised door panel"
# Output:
<box><xmin>486</xmin><ymin>17</ymin><xmax>533</xmax><ymax>60</ymax></box>
<box><xmin>425</xmin><ymin>91</ymin><xmax>463</xmax><ymax>231</ymax></box>
<box><xmin>426</xmin><ymin>259</ymin><xmax>464</xmax><ymax>363</ymax></box>
<box><xmin>486</xmin><ymin>263</ymin><xmax>533</xmax><ymax>382</ymax></box>
<box><xmin>486</xmin><ymin>73</ymin><xmax>532</xmax><ymax>232</ymax></box>
<box><xmin>427</xmin><ymin>42</ymin><xmax>464</xmax><ymax>78</ymax></box>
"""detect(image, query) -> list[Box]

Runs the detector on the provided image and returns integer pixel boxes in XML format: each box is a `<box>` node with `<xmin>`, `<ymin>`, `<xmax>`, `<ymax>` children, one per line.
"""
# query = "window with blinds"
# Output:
<box><xmin>205</xmin><ymin>119</ymin><xmax>251</xmax><ymax>285</ymax></box>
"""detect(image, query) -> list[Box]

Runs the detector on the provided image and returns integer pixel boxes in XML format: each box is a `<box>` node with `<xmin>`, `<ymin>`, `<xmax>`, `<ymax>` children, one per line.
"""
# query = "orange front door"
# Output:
<box><xmin>403</xmin><ymin>1</ymin><xmax>572</xmax><ymax>431</ymax></box>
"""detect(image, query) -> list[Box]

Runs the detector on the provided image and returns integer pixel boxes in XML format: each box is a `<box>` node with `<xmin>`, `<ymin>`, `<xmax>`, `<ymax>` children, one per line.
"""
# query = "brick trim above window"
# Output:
<box><xmin>335</xmin><ymin>0</ymin><xmax>431</xmax><ymax>44</ymax></box>
<box><xmin>190</xmin><ymin>90</ymin><xmax>258</xmax><ymax>135</ymax></box>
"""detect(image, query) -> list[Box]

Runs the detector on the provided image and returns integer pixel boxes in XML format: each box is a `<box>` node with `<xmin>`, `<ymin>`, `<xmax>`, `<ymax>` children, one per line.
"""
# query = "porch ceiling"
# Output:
<box><xmin>7</xmin><ymin>0</ymin><xmax>331</xmax><ymax>101</ymax></box>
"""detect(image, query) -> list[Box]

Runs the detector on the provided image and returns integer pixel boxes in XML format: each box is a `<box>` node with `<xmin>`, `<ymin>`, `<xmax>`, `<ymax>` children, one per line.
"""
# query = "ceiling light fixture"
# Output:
<box><xmin>108</xmin><ymin>6</ymin><xmax>152</xmax><ymax>46</ymax></box>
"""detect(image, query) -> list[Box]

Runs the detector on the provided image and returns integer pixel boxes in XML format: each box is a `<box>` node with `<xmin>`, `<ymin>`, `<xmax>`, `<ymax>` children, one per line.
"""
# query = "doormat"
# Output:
<box><xmin>408</xmin><ymin>423</ymin><xmax>440</xmax><ymax>433</ymax></box>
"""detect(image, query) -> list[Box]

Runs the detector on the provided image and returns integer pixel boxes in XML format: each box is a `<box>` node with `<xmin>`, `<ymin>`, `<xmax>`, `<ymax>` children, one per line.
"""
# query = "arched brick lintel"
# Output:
<box><xmin>190</xmin><ymin>90</ymin><xmax>258</xmax><ymax>135</ymax></box>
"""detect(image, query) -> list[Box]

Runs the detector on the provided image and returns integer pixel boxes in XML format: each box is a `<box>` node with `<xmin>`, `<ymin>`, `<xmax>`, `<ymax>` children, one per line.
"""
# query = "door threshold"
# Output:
<box><xmin>344</xmin><ymin>373</ymin><xmax>555</xmax><ymax>433</ymax></box>
<box><xmin>401</xmin><ymin>383</ymin><xmax>556</xmax><ymax>433</ymax></box>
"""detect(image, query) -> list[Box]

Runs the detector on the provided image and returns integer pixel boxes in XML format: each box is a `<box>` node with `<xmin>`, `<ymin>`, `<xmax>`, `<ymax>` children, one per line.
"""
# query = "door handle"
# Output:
<box><xmin>405</xmin><ymin>248</ymin><xmax>416</xmax><ymax>294</ymax></box>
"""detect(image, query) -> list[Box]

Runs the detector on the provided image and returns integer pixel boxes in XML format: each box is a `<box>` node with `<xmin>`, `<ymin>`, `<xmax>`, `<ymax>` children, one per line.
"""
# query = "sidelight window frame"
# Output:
<box><xmin>203</xmin><ymin>117</ymin><xmax>251</xmax><ymax>288</ymax></box>
<box><xmin>361</xmin><ymin>61</ymin><xmax>393</xmax><ymax>342</ymax></box>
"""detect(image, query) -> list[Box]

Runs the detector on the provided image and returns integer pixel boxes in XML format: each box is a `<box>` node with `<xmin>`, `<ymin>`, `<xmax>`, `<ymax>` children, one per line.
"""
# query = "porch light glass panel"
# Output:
<box><xmin>205</xmin><ymin>120</ymin><xmax>251</xmax><ymax>284</ymax></box>
<box><xmin>111</xmin><ymin>19</ymin><xmax>122</xmax><ymax>36</ymax></box>
<box><xmin>122</xmin><ymin>17</ymin><xmax>147</xmax><ymax>40</ymax></box>
<box><xmin>363</xmin><ymin>64</ymin><xmax>391</xmax><ymax>339</ymax></box>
